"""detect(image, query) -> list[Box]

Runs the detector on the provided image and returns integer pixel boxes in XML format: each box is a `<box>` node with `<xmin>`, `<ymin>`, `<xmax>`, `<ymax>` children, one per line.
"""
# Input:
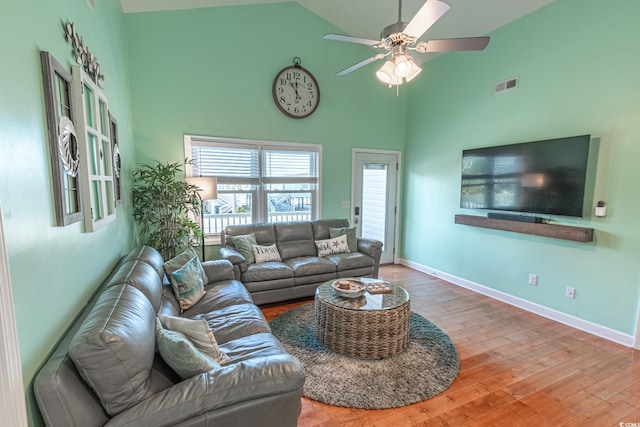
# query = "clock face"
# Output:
<box><xmin>272</xmin><ymin>65</ymin><xmax>320</xmax><ymax>119</ymax></box>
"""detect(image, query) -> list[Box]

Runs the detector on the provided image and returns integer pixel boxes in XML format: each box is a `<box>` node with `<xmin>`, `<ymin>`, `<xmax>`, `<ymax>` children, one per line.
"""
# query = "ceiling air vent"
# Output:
<box><xmin>495</xmin><ymin>76</ymin><xmax>519</xmax><ymax>94</ymax></box>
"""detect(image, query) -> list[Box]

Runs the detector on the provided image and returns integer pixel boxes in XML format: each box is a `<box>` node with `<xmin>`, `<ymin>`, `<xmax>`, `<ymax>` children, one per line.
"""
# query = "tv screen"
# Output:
<box><xmin>460</xmin><ymin>135</ymin><xmax>591</xmax><ymax>217</ymax></box>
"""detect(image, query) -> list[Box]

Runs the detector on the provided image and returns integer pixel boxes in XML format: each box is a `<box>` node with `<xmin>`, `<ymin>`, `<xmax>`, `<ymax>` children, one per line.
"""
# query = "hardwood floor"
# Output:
<box><xmin>260</xmin><ymin>264</ymin><xmax>640</xmax><ymax>427</ymax></box>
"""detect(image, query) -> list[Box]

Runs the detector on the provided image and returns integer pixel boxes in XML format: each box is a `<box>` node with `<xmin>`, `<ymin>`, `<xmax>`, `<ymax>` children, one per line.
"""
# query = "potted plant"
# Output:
<box><xmin>132</xmin><ymin>160</ymin><xmax>202</xmax><ymax>261</ymax></box>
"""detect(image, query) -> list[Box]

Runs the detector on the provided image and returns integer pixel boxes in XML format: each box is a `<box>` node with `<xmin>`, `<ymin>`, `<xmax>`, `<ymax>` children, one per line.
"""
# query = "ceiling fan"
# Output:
<box><xmin>324</xmin><ymin>0</ymin><xmax>490</xmax><ymax>86</ymax></box>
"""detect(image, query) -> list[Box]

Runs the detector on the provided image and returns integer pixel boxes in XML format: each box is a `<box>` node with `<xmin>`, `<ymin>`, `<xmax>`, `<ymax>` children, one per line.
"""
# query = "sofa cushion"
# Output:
<box><xmin>155</xmin><ymin>318</ymin><xmax>222</xmax><ymax>380</ymax></box>
<box><xmin>158</xmin><ymin>315</ymin><xmax>230</xmax><ymax>364</ymax></box>
<box><xmin>122</xmin><ymin>245</ymin><xmax>165</xmax><ymax>281</ymax></box>
<box><xmin>106</xmin><ymin>259</ymin><xmax>164</xmax><ymax>312</ymax></box>
<box><xmin>223</xmin><ymin>223</ymin><xmax>276</xmax><ymax>247</ymax></box>
<box><xmin>218</xmin><ymin>332</ymin><xmax>290</xmax><ymax>364</ymax></box>
<box><xmin>285</xmin><ymin>256</ymin><xmax>336</xmax><ymax>277</ymax></box>
<box><xmin>164</xmin><ymin>248</ymin><xmax>208</xmax><ymax>310</ymax></box>
<box><xmin>191</xmin><ymin>304</ymin><xmax>271</xmax><ymax>344</ymax></box>
<box><xmin>181</xmin><ymin>280</ymin><xmax>254</xmax><ymax>317</ymax></box>
<box><xmin>252</xmin><ymin>243</ymin><xmax>282</xmax><ymax>263</ymax></box>
<box><xmin>242</xmin><ymin>261</ymin><xmax>293</xmax><ymax>283</ymax></box>
<box><xmin>312</xmin><ymin>219</ymin><xmax>350</xmax><ymax>240</ymax></box>
<box><xmin>69</xmin><ymin>285</ymin><xmax>156</xmax><ymax>416</ymax></box>
<box><xmin>275</xmin><ymin>222</ymin><xmax>317</xmax><ymax>260</ymax></box>
<box><xmin>315</xmin><ymin>234</ymin><xmax>350</xmax><ymax>257</ymax></box>
<box><xmin>329</xmin><ymin>226</ymin><xmax>358</xmax><ymax>252</ymax></box>
<box><xmin>232</xmin><ymin>233</ymin><xmax>257</xmax><ymax>264</ymax></box>
<box><xmin>325</xmin><ymin>251</ymin><xmax>375</xmax><ymax>271</ymax></box>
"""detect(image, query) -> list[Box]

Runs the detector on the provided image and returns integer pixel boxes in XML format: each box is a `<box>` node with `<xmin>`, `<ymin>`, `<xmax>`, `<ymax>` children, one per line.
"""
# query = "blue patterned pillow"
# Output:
<box><xmin>164</xmin><ymin>248</ymin><xmax>207</xmax><ymax>311</ymax></box>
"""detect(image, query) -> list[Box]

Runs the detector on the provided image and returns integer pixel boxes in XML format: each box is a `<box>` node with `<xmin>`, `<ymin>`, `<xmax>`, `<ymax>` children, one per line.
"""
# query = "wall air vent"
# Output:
<box><xmin>495</xmin><ymin>76</ymin><xmax>519</xmax><ymax>94</ymax></box>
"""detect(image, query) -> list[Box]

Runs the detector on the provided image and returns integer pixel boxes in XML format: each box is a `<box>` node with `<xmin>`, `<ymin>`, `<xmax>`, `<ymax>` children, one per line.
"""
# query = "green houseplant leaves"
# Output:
<box><xmin>133</xmin><ymin>161</ymin><xmax>202</xmax><ymax>260</ymax></box>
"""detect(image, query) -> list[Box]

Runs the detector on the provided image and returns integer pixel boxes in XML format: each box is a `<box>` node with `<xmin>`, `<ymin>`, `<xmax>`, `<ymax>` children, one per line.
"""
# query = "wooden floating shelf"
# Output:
<box><xmin>454</xmin><ymin>214</ymin><xmax>594</xmax><ymax>242</ymax></box>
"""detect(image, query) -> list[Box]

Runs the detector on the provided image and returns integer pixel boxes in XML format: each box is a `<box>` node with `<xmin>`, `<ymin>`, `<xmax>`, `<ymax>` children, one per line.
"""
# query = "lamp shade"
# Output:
<box><xmin>394</xmin><ymin>54</ymin><xmax>411</xmax><ymax>77</ymax></box>
<box><xmin>375</xmin><ymin>60</ymin><xmax>395</xmax><ymax>84</ymax></box>
<box><xmin>405</xmin><ymin>58</ymin><xmax>422</xmax><ymax>82</ymax></box>
<box><xmin>185</xmin><ymin>177</ymin><xmax>218</xmax><ymax>200</ymax></box>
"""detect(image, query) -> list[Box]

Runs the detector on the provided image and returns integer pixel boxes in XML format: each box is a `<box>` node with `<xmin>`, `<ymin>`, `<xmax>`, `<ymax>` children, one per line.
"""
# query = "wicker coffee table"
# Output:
<box><xmin>314</xmin><ymin>278</ymin><xmax>410</xmax><ymax>359</ymax></box>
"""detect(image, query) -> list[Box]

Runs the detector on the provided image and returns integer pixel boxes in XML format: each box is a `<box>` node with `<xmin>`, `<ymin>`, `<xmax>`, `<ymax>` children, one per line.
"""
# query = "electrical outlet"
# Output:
<box><xmin>528</xmin><ymin>274</ymin><xmax>538</xmax><ymax>286</ymax></box>
<box><xmin>565</xmin><ymin>287</ymin><xmax>576</xmax><ymax>299</ymax></box>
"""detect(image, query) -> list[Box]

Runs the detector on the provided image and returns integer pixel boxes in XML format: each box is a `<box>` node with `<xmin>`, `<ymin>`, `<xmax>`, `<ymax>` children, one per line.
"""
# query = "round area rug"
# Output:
<box><xmin>269</xmin><ymin>302</ymin><xmax>459</xmax><ymax>409</ymax></box>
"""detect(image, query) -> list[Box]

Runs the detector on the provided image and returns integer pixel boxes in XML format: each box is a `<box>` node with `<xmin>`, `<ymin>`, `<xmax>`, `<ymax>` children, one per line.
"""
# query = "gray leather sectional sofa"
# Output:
<box><xmin>220</xmin><ymin>219</ymin><xmax>383</xmax><ymax>305</ymax></box>
<box><xmin>35</xmin><ymin>245</ymin><xmax>305</xmax><ymax>427</ymax></box>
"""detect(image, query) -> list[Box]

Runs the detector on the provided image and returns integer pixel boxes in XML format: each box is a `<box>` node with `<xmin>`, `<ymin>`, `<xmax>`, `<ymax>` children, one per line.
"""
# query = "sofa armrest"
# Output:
<box><xmin>105</xmin><ymin>355</ymin><xmax>305</xmax><ymax>427</ymax></box>
<box><xmin>219</xmin><ymin>247</ymin><xmax>248</xmax><ymax>271</ymax></box>
<box><xmin>202</xmin><ymin>259</ymin><xmax>234</xmax><ymax>283</ymax></box>
<box><xmin>219</xmin><ymin>247</ymin><xmax>248</xmax><ymax>280</ymax></box>
<box><xmin>357</xmin><ymin>238</ymin><xmax>383</xmax><ymax>258</ymax></box>
<box><xmin>357</xmin><ymin>238</ymin><xmax>383</xmax><ymax>278</ymax></box>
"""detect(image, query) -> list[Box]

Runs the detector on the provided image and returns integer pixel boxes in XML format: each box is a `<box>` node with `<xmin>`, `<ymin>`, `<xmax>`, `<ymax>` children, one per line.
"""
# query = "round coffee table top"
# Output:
<box><xmin>315</xmin><ymin>278</ymin><xmax>410</xmax><ymax>311</ymax></box>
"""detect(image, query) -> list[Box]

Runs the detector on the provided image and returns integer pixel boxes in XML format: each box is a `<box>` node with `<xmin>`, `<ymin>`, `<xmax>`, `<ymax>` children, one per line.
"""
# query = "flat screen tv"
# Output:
<box><xmin>460</xmin><ymin>135</ymin><xmax>591</xmax><ymax>218</ymax></box>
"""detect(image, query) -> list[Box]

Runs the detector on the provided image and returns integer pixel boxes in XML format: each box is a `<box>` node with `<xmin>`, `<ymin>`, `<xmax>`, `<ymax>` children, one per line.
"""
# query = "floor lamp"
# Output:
<box><xmin>185</xmin><ymin>177</ymin><xmax>217</xmax><ymax>261</ymax></box>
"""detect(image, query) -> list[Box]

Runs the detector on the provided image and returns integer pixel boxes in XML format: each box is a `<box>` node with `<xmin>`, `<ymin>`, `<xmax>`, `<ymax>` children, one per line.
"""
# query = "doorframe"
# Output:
<box><xmin>0</xmin><ymin>200</ymin><xmax>28</xmax><ymax>426</ymax></box>
<box><xmin>351</xmin><ymin>148</ymin><xmax>402</xmax><ymax>264</ymax></box>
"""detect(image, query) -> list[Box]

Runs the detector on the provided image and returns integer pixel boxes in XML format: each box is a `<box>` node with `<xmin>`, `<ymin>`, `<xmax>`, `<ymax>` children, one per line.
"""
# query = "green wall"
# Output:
<box><xmin>4</xmin><ymin>0</ymin><xmax>640</xmax><ymax>424</ymax></box>
<box><xmin>403</xmin><ymin>0</ymin><xmax>640</xmax><ymax>336</ymax></box>
<box><xmin>125</xmin><ymin>3</ymin><xmax>407</xmax><ymax>258</ymax></box>
<box><xmin>0</xmin><ymin>0</ymin><xmax>136</xmax><ymax>424</ymax></box>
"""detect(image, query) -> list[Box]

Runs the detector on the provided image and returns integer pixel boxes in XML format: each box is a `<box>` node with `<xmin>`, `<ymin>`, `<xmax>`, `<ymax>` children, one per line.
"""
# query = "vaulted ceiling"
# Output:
<box><xmin>120</xmin><ymin>0</ymin><xmax>555</xmax><ymax>41</ymax></box>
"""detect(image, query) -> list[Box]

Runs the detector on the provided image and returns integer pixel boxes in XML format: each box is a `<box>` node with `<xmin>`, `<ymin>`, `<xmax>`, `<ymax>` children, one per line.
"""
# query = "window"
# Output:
<box><xmin>72</xmin><ymin>66</ymin><xmax>116</xmax><ymax>231</ymax></box>
<box><xmin>40</xmin><ymin>51</ymin><xmax>83</xmax><ymax>226</ymax></box>
<box><xmin>184</xmin><ymin>135</ymin><xmax>321</xmax><ymax>242</ymax></box>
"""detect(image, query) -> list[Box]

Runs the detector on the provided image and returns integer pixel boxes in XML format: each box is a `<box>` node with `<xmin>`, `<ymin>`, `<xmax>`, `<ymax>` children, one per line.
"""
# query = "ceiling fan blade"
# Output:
<box><xmin>323</xmin><ymin>33</ymin><xmax>381</xmax><ymax>47</ymax></box>
<box><xmin>403</xmin><ymin>0</ymin><xmax>450</xmax><ymax>41</ymax></box>
<box><xmin>415</xmin><ymin>36</ymin><xmax>490</xmax><ymax>53</ymax></box>
<box><xmin>336</xmin><ymin>54</ymin><xmax>386</xmax><ymax>76</ymax></box>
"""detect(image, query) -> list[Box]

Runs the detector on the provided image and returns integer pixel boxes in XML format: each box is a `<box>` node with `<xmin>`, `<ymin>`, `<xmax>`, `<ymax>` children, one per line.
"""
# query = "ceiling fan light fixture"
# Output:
<box><xmin>405</xmin><ymin>58</ymin><xmax>422</xmax><ymax>82</ymax></box>
<box><xmin>394</xmin><ymin>54</ymin><xmax>411</xmax><ymax>77</ymax></box>
<box><xmin>376</xmin><ymin>60</ymin><xmax>395</xmax><ymax>84</ymax></box>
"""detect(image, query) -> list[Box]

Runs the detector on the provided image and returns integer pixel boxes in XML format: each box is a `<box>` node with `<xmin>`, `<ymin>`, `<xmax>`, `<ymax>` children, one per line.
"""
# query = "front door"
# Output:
<box><xmin>352</xmin><ymin>150</ymin><xmax>400</xmax><ymax>265</ymax></box>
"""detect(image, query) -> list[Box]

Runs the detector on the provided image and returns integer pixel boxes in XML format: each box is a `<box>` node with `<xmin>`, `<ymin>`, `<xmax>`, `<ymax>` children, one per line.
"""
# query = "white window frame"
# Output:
<box><xmin>72</xmin><ymin>67</ymin><xmax>116</xmax><ymax>232</ymax></box>
<box><xmin>184</xmin><ymin>135</ymin><xmax>322</xmax><ymax>244</ymax></box>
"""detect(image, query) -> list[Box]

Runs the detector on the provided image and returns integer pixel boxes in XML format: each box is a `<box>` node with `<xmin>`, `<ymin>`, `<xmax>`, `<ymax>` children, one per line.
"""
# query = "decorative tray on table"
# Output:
<box><xmin>365</xmin><ymin>281</ymin><xmax>393</xmax><ymax>294</ymax></box>
<box><xmin>331</xmin><ymin>279</ymin><xmax>366</xmax><ymax>299</ymax></box>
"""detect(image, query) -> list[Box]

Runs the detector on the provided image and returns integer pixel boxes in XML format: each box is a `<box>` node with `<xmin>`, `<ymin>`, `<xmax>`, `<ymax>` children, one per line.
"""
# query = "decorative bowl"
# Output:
<box><xmin>331</xmin><ymin>279</ymin><xmax>366</xmax><ymax>299</ymax></box>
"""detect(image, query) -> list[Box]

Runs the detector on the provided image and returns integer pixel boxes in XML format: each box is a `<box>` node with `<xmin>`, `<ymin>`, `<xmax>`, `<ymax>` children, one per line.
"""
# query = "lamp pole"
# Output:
<box><xmin>185</xmin><ymin>177</ymin><xmax>218</xmax><ymax>261</ymax></box>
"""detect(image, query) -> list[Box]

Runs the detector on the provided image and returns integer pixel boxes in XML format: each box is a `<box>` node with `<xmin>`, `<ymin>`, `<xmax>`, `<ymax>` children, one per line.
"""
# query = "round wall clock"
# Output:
<box><xmin>272</xmin><ymin>58</ymin><xmax>320</xmax><ymax>119</ymax></box>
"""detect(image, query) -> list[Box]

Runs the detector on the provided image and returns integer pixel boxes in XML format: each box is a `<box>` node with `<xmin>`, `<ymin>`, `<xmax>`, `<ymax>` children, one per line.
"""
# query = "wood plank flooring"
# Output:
<box><xmin>260</xmin><ymin>264</ymin><xmax>640</xmax><ymax>427</ymax></box>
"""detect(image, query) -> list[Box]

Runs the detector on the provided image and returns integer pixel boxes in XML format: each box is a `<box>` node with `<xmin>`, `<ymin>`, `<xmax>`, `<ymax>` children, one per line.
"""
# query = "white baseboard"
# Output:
<box><xmin>398</xmin><ymin>258</ymin><xmax>636</xmax><ymax>348</ymax></box>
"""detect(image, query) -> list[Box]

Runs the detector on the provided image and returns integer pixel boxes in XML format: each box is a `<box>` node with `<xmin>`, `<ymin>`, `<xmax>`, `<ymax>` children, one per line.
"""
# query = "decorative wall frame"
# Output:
<box><xmin>40</xmin><ymin>51</ymin><xmax>83</xmax><ymax>226</ymax></box>
<box><xmin>109</xmin><ymin>113</ymin><xmax>122</xmax><ymax>206</ymax></box>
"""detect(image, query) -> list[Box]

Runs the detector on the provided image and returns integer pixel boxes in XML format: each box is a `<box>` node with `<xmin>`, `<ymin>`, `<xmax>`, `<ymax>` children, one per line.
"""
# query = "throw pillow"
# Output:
<box><xmin>231</xmin><ymin>233</ymin><xmax>257</xmax><ymax>264</ymax></box>
<box><xmin>163</xmin><ymin>247</ymin><xmax>208</xmax><ymax>311</ymax></box>
<box><xmin>155</xmin><ymin>319</ymin><xmax>221</xmax><ymax>380</ymax></box>
<box><xmin>329</xmin><ymin>226</ymin><xmax>357</xmax><ymax>252</ymax></box>
<box><xmin>252</xmin><ymin>243</ymin><xmax>282</xmax><ymax>263</ymax></box>
<box><xmin>315</xmin><ymin>234</ymin><xmax>350</xmax><ymax>257</ymax></box>
<box><xmin>158</xmin><ymin>315</ymin><xmax>230</xmax><ymax>364</ymax></box>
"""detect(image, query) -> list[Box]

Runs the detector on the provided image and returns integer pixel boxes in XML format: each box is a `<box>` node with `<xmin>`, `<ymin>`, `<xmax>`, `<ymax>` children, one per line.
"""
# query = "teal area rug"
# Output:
<box><xmin>269</xmin><ymin>302</ymin><xmax>459</xmax><ymax>409</ymax></box>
